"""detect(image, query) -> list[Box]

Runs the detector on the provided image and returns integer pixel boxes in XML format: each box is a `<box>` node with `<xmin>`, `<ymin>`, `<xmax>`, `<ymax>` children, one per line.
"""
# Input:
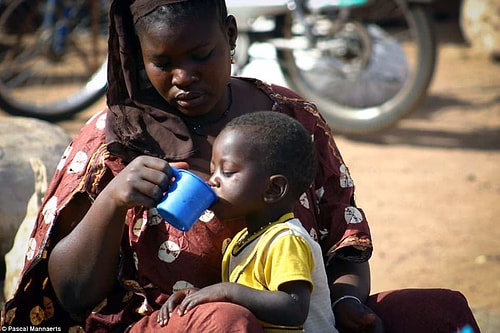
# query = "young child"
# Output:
<box><xmin>158</xmin><ymin>111</ymin><xmax>337</xmax><ymax>332</ymax></box>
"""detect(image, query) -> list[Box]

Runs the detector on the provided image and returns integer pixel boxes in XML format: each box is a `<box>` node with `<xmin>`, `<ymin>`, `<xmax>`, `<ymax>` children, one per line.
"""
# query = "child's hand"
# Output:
<box><xmin>157</xmin><ymin>288</ymin><xmax>198</xmax><ymax>327</ymax></box>
<box><xmin>176</xmin><ymin>283</ymin><xmax>232</xmax><ymax>316</ymax></box>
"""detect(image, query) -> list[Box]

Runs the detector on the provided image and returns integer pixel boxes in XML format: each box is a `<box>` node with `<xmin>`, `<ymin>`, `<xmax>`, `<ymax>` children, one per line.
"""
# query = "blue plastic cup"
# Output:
<box><xmin>157</xmin><ymin>167</ymin><xmax>217</xmax><ymax>231</ymax></box>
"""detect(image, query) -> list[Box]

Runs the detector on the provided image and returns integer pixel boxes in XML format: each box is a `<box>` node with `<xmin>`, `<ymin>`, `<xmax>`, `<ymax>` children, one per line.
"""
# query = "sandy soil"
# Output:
<box><xmin>334</xmin><ymin>22</ymin><xmax>500</xmax><ymax>332</ymax></box>
<box><xmin>1</xmin><ymin>19</ymin><xmax>499</xmax><ymax>332</ymax></box>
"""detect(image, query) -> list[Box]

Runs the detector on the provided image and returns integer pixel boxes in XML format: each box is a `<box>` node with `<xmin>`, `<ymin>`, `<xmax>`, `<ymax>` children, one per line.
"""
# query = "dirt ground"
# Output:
<box><xmin>1</xmin><ymin>18</ymin><xmax>499</xmax><ymax>332</ymax></box>
<box><xmin>337</xmin><ymin>21</ymin><xmax>500</xmax><ymax>331</ymax></box>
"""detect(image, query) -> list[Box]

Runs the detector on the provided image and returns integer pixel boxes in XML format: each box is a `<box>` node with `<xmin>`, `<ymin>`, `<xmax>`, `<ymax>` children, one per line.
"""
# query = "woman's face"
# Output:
<box><xmin>208</xmin><ymin>128</ymin><xmax>269</xmax><ymax>220</ymax></box>
<box><xmin>138</xmin><ymin>14</ymin><xmax>236</xmax><ymax>117</ymax></box>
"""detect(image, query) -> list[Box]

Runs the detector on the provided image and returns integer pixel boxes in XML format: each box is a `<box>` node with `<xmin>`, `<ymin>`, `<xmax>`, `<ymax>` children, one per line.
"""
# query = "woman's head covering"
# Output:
<box><xmin>106</xmin><ymin>0</ymin><xmax>194</xmax><ymax>162</ymax></box>
<box><xmin>130</xmin><ymin>0</ymin><xmax>188</xmax><ymax>23</ymax></box>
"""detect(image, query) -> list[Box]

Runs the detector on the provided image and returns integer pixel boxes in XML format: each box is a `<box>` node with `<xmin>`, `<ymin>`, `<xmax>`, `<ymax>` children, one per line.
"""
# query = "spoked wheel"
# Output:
<box><xmin>0</xmin><ymin>0</ymin><xmax>108</xmax><ymax>120</ymax></box>
<box><xmin>277</xmin><ymin>0</ymin><xmax>437</xmax><ymax>135</ymax></box>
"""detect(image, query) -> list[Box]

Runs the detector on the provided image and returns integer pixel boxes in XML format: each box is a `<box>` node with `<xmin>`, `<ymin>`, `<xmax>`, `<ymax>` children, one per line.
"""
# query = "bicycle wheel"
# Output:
<box><xmin>277</xmin><ymin>0</ymin><xmax>437</xmax><ymax>135</ymax></box>
<box><xmin>0</xmin><ymin>0</ymin><xmax>108</xmax><ymax>120</ymax></box>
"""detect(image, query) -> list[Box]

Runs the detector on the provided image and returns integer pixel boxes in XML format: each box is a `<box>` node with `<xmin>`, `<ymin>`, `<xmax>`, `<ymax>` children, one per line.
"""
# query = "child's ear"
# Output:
<box><xmin>264</xmin><ymin>175</ymin><xmax>288</xmax><ymax>203</ymax></box>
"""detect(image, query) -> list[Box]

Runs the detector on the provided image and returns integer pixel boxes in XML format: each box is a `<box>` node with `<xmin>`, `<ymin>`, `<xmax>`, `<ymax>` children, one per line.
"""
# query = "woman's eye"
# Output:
<box><xmin>154</xmin><ymin>62</ymin><xmax>170</xmax><ymax>71</ymax></box>
<box><xmin>193</xmin><ymin>50</ymin><xmax>213</xmax><ymax>62</ymax></box>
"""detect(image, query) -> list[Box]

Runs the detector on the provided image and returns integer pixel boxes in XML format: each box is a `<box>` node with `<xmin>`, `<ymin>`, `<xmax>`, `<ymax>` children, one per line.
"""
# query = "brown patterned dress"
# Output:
<box><xmin>1</xmin><ymin>79</ymin><xmax>372</xmax><ymax>332</ymax></box>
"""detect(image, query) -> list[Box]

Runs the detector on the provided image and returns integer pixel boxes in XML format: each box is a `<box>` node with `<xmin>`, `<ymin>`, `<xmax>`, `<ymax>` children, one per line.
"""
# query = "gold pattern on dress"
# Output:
<box><xmin>42</xmin><ymin>277</ymin><xmax>49</xmax><ymax>289</ymax></box>
<box><xmin>123</xmin><ymin>291</ymin><xmax>134</xmax><ymax>303</ymax></box>
<box><xmin>89</xmin><ymin>144</ymin><xmax>110</xmax><ymax>194</ymax></box>
<box><xmin>341</xmin><ymin>235</ymin><xmax>371</xmax><ymax>248</ymax></box>
<box><xmin>24</xmin><ymin>279</ymin><xmax>32</xmax><ymax>292</ymax></box>
<box><xmin>326</xmin><ymin>235</ymin><xmax>373</xmax><ymax>262</ymax></box>
<box><xmin>4</xmin><ymin>307</ymin><xmax>16</xmax><ymax>325</ymax></box>
<box><xmin>221</xmin><ymin>238</ymin><xmax>231</xmax><ymax>254</ymax></box>
<box><xmin>92</xmin><ymin>298</ymin><xmax>108</xmax><ymax>313</ymax></box>
<box><xmin>29</xmin><ymin>305</ymin><xmax>45</xmax><ymax>325</ymax></box>
<box><xmin>122</xmin><ymin>279</ymin><xmax>144</xmax><ymax>293</ymax></box>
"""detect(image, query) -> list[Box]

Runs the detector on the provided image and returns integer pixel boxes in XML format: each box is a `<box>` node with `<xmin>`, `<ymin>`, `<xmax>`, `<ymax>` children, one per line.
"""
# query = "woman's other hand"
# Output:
<box><xmin>335</xmin><ymin>299</ymin><xmax>384</xmax><ymax>333</ymax></box>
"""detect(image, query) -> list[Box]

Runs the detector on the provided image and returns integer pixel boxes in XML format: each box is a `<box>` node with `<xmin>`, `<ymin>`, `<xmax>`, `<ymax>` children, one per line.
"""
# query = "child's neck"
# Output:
<box><xmin>245</xmin><ymin>209</ymin><xmax>294</xmax><ymax>235</ymax></box>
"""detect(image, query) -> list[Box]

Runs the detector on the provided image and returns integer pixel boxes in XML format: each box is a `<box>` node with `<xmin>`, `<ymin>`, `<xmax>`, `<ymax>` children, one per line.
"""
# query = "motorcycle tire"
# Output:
<box><xmin>277</xmin><ymin>1</ymin><xmax>437</xmax><ymax>135</ymax></box>
<box><xmin>0</xmin><ymin>0</ymin><xmax>108</xmax><ymax>120</ymax></box>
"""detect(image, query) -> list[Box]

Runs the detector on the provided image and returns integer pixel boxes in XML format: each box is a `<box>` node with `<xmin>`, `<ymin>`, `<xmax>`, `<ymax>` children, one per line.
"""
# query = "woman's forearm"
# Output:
<box><xmin>48</xmin><ymin>194</ymin><xmax>127</xmax><ymax>313</ymax></box>
<box><xmin>326</xmin><ymin>259</ymin><xmax>371</xmax><ymax>303</ymax></box>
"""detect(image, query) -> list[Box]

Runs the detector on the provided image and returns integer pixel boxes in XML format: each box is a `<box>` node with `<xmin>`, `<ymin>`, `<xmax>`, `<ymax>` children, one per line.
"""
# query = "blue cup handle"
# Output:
<box><xmin>170</xmin><ymin>166</ymin><xmax>180</xmax><ymax>179</ymax></box>
<box><xmin>166</xmin><ymin>166</ymin><xmax>181</xmax><ymax>194</ymax></box>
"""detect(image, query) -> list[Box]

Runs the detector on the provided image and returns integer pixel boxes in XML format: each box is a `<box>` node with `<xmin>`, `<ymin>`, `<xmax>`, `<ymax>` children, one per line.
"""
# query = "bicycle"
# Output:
<box><xmin>0</xmin><ymin>0</ymin><xmax>108</xmax><ymax>120</ymax></box>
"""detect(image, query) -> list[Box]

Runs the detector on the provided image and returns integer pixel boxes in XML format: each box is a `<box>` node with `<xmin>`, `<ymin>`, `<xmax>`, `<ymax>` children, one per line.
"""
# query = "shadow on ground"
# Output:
<box><xmin>342</xmin><ymin>90</ymin><xmax>500</xmax><ymax>151</ymax></box>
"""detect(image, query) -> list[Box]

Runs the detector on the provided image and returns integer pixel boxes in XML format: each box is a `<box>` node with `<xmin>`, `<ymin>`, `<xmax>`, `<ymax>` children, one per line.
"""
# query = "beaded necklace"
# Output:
<box><xmin>182</xmin><ymin>83</ymin><xmax>232</xmax><ymax>137</ymax></box>
<box><xmin>231</xmin><ymin>212</ymin><xmax>295</xmax><ymax>256</ymax></box>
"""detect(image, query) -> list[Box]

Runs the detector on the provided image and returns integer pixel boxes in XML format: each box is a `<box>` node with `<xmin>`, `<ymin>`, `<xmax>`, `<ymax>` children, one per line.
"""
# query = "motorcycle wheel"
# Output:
<box><xmin>0</xmin><ymin>0</ymin><xmax>108</xmax><ymax>120</ymax></box>
<box><xmin>277</xmin><ymin>1</ymin><xmax>437</xmax><ymax>135</ymax></box>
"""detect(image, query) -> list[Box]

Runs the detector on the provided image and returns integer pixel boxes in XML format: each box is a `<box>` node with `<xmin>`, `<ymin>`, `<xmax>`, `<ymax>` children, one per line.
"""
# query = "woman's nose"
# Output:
<box><xmin>171</xmin><ymin>67</ymin><xmax>197</xmax><ymax>87</ymax></box>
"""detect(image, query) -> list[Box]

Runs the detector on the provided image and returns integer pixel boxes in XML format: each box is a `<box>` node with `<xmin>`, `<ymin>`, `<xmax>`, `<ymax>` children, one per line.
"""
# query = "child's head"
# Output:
<box><xmin>225</xmin><ymin>111</ymin><xmax>317</xmax><ymax>197</ymax></box>
<box><xmin>209</xmin><ymin>111</ymin><xmax>317</xmax><ymax>221</ymax></box>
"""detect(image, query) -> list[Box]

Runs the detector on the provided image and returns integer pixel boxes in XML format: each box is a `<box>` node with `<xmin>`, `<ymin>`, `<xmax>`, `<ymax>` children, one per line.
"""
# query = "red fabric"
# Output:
<box><xmin>127</xmin><ymin>302</ymin><xmax>263</xmax><ymax>333</ymax></box>
<box><xmin>367</xmin><ymin>289</ymin><xmax>481</xmax><ymax>333</ymax></box>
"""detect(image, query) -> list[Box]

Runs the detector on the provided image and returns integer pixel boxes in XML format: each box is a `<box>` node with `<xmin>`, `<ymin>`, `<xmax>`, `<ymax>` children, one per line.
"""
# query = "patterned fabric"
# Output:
<box><xmin>1</xmin><ymin>78</ymin><xmax>372</xmax><ymax>332</ymax></box>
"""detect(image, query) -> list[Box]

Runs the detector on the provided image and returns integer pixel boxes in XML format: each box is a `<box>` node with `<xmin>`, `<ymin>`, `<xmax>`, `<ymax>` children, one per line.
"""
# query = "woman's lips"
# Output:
<box><xmin>175</xmin><ymin>91</ymin><xmax>205</xmax><ymax>109</ymax></box>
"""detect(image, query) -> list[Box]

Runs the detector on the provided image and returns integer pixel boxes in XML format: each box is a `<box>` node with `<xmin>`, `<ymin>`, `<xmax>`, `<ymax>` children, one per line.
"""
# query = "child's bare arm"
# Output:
<box><xmin>177</xmin><ymin>281</ymin><xmax>311</xmax><ymax>327</ymax></box>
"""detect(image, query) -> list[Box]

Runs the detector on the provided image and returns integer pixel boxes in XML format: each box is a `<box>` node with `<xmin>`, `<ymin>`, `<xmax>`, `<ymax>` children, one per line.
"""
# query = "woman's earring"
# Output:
<box><xmin>230</xmin><ymin>48</ymin><xmax>236</xmax><ymax>65</ymax></box>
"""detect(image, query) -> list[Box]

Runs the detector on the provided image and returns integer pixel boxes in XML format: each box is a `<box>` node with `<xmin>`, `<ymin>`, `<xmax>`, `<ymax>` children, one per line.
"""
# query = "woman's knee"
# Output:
<box><xmin>130</xmin><ymin>302</ymin><xmax>264</xmax><ymax>333</ymax></box>
<box><xmin>366</xmin><ymin>288</ymin><xmax>480</xmax><ymax>333</ymax></box>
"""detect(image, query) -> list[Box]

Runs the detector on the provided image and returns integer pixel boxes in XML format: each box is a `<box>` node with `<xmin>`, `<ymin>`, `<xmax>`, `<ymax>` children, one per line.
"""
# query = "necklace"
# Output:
<box><xmin>231</xmin><ymin>219</ymin><xmax>281</xmax><ymax>256</ymax></box>
<box><xmin>183</xmin><ymin>83</ymin><xmax>232</xmax><ymax>137</ymax></box>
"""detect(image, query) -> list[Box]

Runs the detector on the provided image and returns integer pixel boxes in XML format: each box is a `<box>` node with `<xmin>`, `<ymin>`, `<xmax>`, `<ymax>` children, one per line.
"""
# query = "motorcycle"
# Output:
<box><xmin>228</xmin><ymin>0</ymin><xmax>437</xmax><ymax>134</ymax></box>
<box><xmin>0</xmin><ymin>0</ymin><xmax>108</xmax><ymax>120</ymax></box>
<box><xmin>0</xmin><ymin>0</ymin><xmax>436</xmax><ymax>135</ymax></box>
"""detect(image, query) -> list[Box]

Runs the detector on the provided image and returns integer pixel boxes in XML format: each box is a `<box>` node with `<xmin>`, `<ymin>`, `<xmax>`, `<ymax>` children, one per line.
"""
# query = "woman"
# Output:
<box><xmin>1</xmin><ymin>0</ymin><xmax>479</xmax><ymax>332</ymax></box>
